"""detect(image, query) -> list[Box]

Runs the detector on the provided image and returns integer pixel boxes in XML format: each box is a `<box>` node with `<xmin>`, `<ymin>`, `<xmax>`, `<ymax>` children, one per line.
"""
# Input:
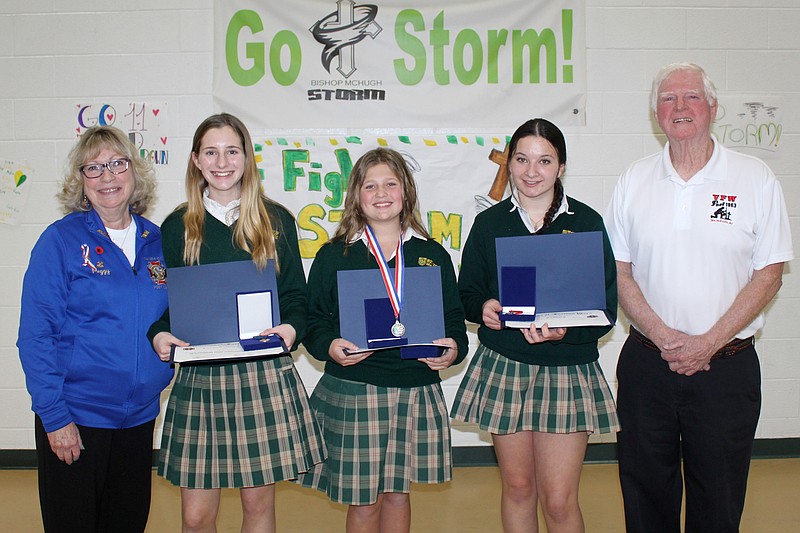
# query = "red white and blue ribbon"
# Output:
<box><xmin>364</xmin><ymin>225</ymin><xmax>404</xmax><ymax>335</ymax></box>
<box><xmin>80</xmin><ymin>244</ymin><xmax>98</xmax><ymax>273</ymax></box>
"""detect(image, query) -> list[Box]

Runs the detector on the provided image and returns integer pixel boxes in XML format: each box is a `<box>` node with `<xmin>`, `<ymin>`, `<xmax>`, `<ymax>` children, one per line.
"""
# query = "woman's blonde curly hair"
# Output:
<box><xmin>57</xmin><ymin>126</ymin><xmax>157</xmax><ymax>215</ymax></box>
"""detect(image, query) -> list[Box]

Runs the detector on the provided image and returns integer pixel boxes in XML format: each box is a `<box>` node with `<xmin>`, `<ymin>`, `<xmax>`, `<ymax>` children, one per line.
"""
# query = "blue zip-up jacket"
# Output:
<box><xmin>17</xmin><ymin>209</ymin><xmax>173</xmax><ymax>433</ymax></box>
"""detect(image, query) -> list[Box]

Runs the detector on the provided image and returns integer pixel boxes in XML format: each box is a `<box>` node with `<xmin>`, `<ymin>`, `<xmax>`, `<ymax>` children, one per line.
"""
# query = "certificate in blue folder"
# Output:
<box><xmin>338</xmin><ymin>266</ymin><xmax>447</xmax><ymax>359</ymax></box>
<box><xmin>166</xmin><ymin>260</ymin><xmax>288</xmax><ymax>363</ymax></box>
<box><xmin>495</xmin><ymin>231</ymin><xmax>612</xmax><ymax>328</ymax></box>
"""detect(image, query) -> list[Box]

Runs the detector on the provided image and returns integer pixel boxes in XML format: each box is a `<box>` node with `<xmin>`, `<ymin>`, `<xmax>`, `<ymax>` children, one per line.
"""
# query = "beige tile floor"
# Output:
<box><xmin>1</xmin><ymin>459</ymin><xmax>797</xmax><ymax>532</ymax></box>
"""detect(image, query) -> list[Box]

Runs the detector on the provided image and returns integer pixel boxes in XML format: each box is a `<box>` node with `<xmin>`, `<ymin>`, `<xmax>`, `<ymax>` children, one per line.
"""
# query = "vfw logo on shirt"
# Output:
<box><xmin>709</xmin><ymin>194</ymin><xmax>737</xmax><ymax>225</ymax></box>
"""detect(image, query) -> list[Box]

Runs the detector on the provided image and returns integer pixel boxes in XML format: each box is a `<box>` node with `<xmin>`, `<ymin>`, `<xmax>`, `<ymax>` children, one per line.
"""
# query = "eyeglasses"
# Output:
<box><xmin>80</xmin><ymin>158</ymin><xmax>130</xmax><ymax>179</ymax></box>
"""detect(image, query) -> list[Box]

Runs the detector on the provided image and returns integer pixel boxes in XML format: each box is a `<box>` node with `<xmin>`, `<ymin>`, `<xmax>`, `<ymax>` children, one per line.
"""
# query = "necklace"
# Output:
<box><xmin>107</xmin><ymin>221</ymin><xmax>134</xmax><ymax>250</ymax></box>
<box><xmin>106</xmin><ymin>221</ymin><xmax>137</xmax><ymax>269</ymax></box>
<box><xmin>120</xmin><ymin>222</ymin><xmax>133</xmax><ymax>249</ymax></box>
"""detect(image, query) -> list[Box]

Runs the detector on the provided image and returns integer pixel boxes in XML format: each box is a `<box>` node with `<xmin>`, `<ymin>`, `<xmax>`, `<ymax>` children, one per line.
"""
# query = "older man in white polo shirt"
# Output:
<box><xmin>605</xmin><ymin>62</ymin><xmax>793</xmax><ymax>533</ymax></box>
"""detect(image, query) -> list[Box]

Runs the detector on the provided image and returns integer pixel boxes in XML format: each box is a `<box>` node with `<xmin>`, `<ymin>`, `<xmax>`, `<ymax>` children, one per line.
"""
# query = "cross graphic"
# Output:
<box><xmin>487</xmin><ymin>145</ymin><xmax>510</xmax><ymax>201</ymax></box>
<box><xmin>316</xmin><ymin>0</ymin><xmax>381</xmax><ymax>78</ymax></box>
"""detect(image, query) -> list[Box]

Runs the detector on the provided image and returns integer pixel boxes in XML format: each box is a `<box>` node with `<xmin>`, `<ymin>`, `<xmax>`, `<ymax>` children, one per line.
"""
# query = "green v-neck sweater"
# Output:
<box><xmin>458</xmin><ymin>196</ymin><xmax>617</xmax><ymax>366</ymax></box>
<box><xmin>303</xmin><ymin>237</ymin><xmax>468</xmax><ymax>388</ymax></box>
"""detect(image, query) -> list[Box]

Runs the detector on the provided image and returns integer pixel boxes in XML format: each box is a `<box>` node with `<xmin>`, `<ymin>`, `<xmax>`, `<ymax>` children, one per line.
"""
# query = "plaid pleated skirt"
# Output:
<box><xmin>157</xmin><ymin>356</ymin><xmax>326</xmax><ymax>489</ymax></box>
<box><xmin>296</xmin><ymin>374</ymin><xmax>452</xmax><ymax>505</ymax></box>
<box><xmin>451</xmin><ymin>344</ymin><xmax>620</xmax><ymax>435</ymax></box>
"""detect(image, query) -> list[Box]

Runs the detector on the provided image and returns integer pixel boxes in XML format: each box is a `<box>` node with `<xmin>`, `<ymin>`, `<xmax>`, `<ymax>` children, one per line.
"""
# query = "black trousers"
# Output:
<box><xmin>35</xmin><ymin>416</ymin><xmax>156</xmax><ymax>533</ymax></box>
<box><xmin>616</xmin><ymin>336</ymin><xmax>761</xmax><ymax>533</ymax></box>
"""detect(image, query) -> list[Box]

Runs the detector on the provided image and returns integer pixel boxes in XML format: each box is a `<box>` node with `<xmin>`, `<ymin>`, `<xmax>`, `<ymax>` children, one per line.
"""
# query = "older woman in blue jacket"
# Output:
<box><xmin>17</xmin><ymin>126</ymin><xmax>173</xmax><ymax>533</ymax></box>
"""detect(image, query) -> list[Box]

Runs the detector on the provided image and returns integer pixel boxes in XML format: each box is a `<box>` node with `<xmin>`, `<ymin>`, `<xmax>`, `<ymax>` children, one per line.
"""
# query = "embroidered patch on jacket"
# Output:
<box><xmin>418</xmin><ymin>257</ymin><xmax>437</xmax><ymax>267</ymax></box>
<box><xmin>146</xmin><ymin>259</ymin><xmax>167</xmax><ymax>286</ymax></box>
<box><xmin>709</xmin><ymin>194</ymin><xmax>737</xmax><ymax>225</ymax></box>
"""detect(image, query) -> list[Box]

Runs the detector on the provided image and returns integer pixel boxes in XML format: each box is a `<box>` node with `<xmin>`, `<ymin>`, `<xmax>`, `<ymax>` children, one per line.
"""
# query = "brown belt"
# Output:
<box><xmin>629</xmin><ymin>327</ymin><xmax>753</xmax><ymax>360</ymax></box>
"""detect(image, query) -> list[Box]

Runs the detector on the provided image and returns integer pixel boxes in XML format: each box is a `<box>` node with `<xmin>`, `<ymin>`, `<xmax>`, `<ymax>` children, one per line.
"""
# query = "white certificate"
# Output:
<box><xmin>503</xmin><ymin>310</ymin><xmax>611</xmax><ymax>329</ymax></box>
<box><xmin>171</xmin><ymin>340</ymin><xmax>286</xmax><ymax>364</ymax></box>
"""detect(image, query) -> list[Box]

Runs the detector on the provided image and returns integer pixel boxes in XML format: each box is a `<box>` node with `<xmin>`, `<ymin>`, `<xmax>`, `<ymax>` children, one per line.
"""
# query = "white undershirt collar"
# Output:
<box><xmin>203</xmin><ymin>189</ymin><xmax>241</xmax><ymax>226</ymax></box>
<box><xmin>509</xmin><ymin>190</ymin><xmax>571</xmax><ymax>232</ymax></box>
<box><xmin>352</xmin><ymin>227</ymin><xmax>426</xmax><ymax>260</ymax></box>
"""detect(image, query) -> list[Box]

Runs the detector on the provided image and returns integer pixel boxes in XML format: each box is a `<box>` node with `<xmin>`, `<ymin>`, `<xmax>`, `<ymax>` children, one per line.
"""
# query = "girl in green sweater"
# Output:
<box><xmin>148</xmin><ymin>113</ymin><xmax>324</xmax><ymax>533</ymax></box>
<box><xmin>298</xmin><ymin>148</ymin><xmax>468</xmax><ymax>533</ymax></box>
<box><xmin>452</xmin><ymin>119</ymin><xmax>620</xmax><ymax>533</ymax></box>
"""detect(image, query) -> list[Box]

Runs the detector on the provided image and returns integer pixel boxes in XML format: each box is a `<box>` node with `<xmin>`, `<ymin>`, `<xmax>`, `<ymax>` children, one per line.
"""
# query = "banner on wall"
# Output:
<box><xmin>253</xmin><ymin>132</ymin><xmax>510</xmax><ymax>268</ymax></box>
<box><xmin>215</xmin><ymin>0</ymin><xmax>586</xmax><ymax>131</ymax></box>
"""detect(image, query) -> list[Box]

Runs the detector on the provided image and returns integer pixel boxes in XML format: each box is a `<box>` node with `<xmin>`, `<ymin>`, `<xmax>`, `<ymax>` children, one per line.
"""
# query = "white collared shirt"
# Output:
<box><xmin>605</xmin><ymin>136</ymin><xmax>793</xmax><ymax>338</ymax></box>
<box><xmin>203</xmin><ymin>189</ymin><xmax>241</xmax><ymax>226</ymax></box>
<box><xmin>353</xmin><ymin>227</ymin><xmax>427</xmax><ymax>261</ymax></box>
<box><xmin>509</xmin><ymin>190</ymin><xmax>572</xmax><ymax>232</ymax></box>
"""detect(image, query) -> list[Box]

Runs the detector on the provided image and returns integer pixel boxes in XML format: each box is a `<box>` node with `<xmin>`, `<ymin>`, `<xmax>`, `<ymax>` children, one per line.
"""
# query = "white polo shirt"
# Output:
<box><xmin>605</xmin><ymin>137</ymin><xmax>793</xmax><ymax>338</ymax></box>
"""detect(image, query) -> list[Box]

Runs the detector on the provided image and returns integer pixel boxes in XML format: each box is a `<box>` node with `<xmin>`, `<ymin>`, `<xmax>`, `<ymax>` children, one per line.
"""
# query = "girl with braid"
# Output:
<box><xmin>451</xmin><ymin>118</ymin><xmax>620</xmax><ymax>533</ymax></box>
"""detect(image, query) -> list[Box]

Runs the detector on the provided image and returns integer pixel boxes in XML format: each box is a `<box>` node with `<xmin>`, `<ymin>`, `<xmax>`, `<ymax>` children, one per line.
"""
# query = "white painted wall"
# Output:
<box><xmin>0</xmin><ymin>0</ymin><xmax>797</xmax><ymax>450</ymax></box>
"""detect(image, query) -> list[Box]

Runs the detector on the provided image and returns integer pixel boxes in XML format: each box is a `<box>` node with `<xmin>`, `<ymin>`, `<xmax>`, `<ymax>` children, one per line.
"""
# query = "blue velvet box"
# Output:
<box><xmin>364</xmin><ymin>297</ymin><xmax>409</xmax><ymax>349</ymax></box>
<box><xmin>236</xmin><ymin>290</ymin><xmax>283</xmax><ymax>351</ymax></box>
<box><xmin>499</xmin><ymin>266</ymin><xmax>537</xmax><ymax>324</ymax></box>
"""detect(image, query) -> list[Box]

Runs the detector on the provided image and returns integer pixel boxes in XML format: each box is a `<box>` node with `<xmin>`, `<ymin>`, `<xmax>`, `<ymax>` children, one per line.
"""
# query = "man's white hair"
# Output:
<box><xmin>650</xmin><ymin>62</ymin><xmax>717</xmax><ymax>113</ymax></box>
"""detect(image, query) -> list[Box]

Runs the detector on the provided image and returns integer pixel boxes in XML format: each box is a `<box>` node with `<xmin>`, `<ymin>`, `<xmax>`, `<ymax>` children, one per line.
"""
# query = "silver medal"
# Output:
<box><xmin>391</xmin><ymin>320</ymin><xmax>406</xmax><ymax>338</ymax></box>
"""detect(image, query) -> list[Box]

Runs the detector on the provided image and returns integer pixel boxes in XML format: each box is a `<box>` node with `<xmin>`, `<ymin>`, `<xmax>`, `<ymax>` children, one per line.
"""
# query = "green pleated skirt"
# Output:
<box><xmin>297</xmin><ymin>374</ymin><xmax>452</xmax><ymax>505</ymax></box>
<box><xmin>158</xmin><ymin>356</ymin><xmax>326</xmax><ymax>489</ymax></box>
<box><xmin>451</xmin><ymin>344</ymin><xmax>620</xmax><ymax>435</ymax></box>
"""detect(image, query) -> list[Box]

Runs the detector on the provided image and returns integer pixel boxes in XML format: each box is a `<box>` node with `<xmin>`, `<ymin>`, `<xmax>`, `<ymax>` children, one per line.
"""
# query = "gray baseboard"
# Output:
<box><xmin>2</xmin><ymin>438</ymin><xmax>798</xmax><ymax>469</ymax></box>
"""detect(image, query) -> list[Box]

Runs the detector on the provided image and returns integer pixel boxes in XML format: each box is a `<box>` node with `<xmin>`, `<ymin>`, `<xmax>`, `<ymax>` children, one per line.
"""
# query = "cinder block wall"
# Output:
<box><xmin>0</xmin><ymin>1</ymin><xmax>797</xmax><ymax>450</ymax></box>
